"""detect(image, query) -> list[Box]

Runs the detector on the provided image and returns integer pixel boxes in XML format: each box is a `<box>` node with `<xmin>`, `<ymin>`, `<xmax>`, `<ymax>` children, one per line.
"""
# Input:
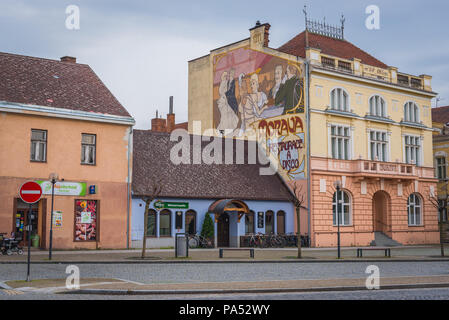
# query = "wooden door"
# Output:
<box><xmin>217</xmin><ymin>213</ymin><xmax>230</xmax><ymax>247</ymax></box>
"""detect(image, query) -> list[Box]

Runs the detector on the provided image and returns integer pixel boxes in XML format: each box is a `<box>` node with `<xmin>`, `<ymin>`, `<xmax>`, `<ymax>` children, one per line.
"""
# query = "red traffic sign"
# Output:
<box><xmin>19</xmin><ymin>181</ymin><xmax>42</xmax><ymax>204</ymax></box>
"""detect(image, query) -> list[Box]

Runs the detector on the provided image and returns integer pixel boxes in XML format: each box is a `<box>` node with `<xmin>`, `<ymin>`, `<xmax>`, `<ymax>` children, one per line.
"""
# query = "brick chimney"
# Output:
<box><xmin>263</xmin><ymin>23</ymin><xmax>271</xmax><ymax>47</ymax></box>
<box><xmin>166</xmin><ymin>96</ymin><xmax>175</xmax><ymax>133</ymax></box>
<box><xmin>151</xmin><ymin>110</ymin><xmax>167</xmax><ymax>132</ymax></box>
<box><xmin>60</xmin><ymin>56</ymin><xmax>76</xmax><ymax>63</ymax></box>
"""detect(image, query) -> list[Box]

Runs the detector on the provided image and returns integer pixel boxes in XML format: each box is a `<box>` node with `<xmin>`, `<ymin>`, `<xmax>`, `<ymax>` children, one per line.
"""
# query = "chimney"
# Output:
<box><xmin>151</xmin><ymin>110</ymin><xmax>166</xmax><ymax>132</ymax></box>
<box><xmin>167</xmin><ymin>96</ymin><xmax>175</xmax><ymax>133</ymax></box>
<box><xmin>60</xmin><ymin>56</ymin><xmax>76</xmax><ymax>63</ymax></box>
<box><xmin>263</xmin><ymin>23</ymin><xmax>271</xmax><ymax>47</ymax></box>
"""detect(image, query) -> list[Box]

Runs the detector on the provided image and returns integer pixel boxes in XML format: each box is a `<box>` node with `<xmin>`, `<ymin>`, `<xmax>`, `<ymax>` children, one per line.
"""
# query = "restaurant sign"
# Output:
<box><xmin>36</xmin><ymin>181</ymin><xmax>87</xmax><ymax>196</ymax></box>
<box><xmin>154</xmin><ymin>200</ymin><xmax>189</xmax><ymax>210</ymax></box>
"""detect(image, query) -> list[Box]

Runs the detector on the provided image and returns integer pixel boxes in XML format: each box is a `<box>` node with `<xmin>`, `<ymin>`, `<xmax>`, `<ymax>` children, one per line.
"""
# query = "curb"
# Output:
<box><xmin>59</xmin><ymin>282</ymin><xmax>449</xmax><ymax>295</ymax></box>
<box><xmin>1</xmin><ymin>258</ymin><xmax>449</xmax><ymax>264</ymax></box>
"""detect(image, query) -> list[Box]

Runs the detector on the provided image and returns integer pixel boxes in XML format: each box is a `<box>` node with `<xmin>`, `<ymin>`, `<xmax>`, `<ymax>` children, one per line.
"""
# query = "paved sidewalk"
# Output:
<box><xmin>0</xmin><ymin>245</ymin><xmax>448</xmax><ymax>263</ymax></box>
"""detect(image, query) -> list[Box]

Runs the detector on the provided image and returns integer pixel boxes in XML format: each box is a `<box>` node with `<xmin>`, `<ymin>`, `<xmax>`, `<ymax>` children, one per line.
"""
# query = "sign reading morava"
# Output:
<box><xmin>19</xmin><ymin>181</ymin><xmax>43</xmax><ymax>204</ymax></box>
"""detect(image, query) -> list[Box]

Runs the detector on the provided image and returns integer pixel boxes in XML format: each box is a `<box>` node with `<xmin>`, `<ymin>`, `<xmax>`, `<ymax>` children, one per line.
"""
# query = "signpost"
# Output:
<box><xmin>19</xmin><ymin>181</ymin><xmax>42</xmax><ymax>282</ymax></box>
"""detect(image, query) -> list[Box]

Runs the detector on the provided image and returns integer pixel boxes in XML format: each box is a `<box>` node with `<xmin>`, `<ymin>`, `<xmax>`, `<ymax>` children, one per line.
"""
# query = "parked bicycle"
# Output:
<box><xmin>188</xmin><ymin>234</ymin><xmax>213</xmax><ymax>248</ymax></box>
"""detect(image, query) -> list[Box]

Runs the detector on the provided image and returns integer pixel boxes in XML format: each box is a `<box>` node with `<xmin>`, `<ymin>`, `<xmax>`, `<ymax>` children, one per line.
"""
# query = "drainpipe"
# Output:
<box><xmin>126</xmin><ymin>126</ymin><xmax>133</xmax><ymax>249</ymax></box>
<box><xmin>305</xmin><ymin>59</ymin><xmax>312</xmax><ymax>242</ymax></box>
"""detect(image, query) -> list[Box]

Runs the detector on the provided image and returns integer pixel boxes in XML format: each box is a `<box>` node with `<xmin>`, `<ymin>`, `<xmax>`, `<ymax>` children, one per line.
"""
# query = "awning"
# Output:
<box><xmin>208</xmin><ymin>199</ymin><xmax>250</xmax><ymax>223</ymax></box>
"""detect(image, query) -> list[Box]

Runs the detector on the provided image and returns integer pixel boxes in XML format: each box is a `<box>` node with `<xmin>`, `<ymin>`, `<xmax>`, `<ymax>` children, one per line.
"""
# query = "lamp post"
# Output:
<box><xmin>334</xmin><ymin>180</ymin><xmax>342</xmax><ymax>259</ymax></box>
<box><xmin>48</xmin><ymin>173</ymin><xmax>59</xmax><ymax>260</ymax></box>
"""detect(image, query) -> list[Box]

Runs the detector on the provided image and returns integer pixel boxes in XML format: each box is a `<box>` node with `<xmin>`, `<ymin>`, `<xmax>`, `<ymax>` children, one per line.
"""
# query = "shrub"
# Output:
<box><xmin>200</xmin><ymin>212</ymin><xmax>214</xmax><ymax>240</ymax></box>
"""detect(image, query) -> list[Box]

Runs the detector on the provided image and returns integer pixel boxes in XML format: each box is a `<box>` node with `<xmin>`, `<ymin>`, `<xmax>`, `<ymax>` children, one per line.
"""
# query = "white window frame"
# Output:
<box><xmin>329</xmin><ymin>124</ymin><xmax>351</xmax><ymax>160</ymax></box>
<box><xmin>404</xmin><ymin>101</ymin><xmax>420</xmax><ymax>123</ymax></box>
<box><xmin>81</xmin><ymin>133</ymin><xmax>96</xmax><ymax>165</ymax></box>
<box><xmin>30</xmin><ymin>129</ymin><xmax>47</xmax><ymax>162</ymax></box>
<box><xmin>369</xmin><ymin>130</ymin><xmax>389</xmax><ymax>162</ymax></box>
<box><xmin>407</xmin><ymin>193</ymin><xmax>422</xmax><ymax>226</ymax></box>
<box><xmin>403</xmin><ymin>134</ymin><xmax>422</xmax><ymax>166</ymax></box>
<box><xmin>369</xmin><ymin>94</ymin><xmax>387</xmax><ymax>117</ymax></box>
<box><xmin>333</xmin><ymin>190</ymin><xmax>351</xmax><ymax>226</ymax></box>
<box><xmin>329</xmin><ymin>87</ymin><xmax>350</xmax><ymax>112</ymax></box>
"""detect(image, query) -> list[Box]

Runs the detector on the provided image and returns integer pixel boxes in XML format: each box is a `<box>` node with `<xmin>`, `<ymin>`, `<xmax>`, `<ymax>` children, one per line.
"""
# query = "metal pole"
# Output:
<box><xmin>337</xmin><ymin>186</ymin><xmax>341</xmax><ymax>259</ymax></box>
<box><xmin>305</xmin><ymin>59</ymin><xmax>312</xmax><ymax>244</ymax></box>
<box><xmin>26</xmin><ymin>204</ymin><xmax>32</xmax><ymax>282</ymax></box>
<box><xmin>49</xmin><ymin>179</ymin><xmax>55</xmax><ymax>260</ymax></box>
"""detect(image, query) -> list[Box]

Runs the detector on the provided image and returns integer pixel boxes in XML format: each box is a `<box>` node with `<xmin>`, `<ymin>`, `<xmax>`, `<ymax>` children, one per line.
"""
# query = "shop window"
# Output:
<box><xmin>81</xmin><ymin>133</ymin><xmax>96</xmax><ymax>165</ymax></box>
<box><xmin>185</xmin><ymin>210</ymin><xmax>196</xmax><ymax>235</ymax></box>
<box><xmin>159</xmin><ymin>209</ymin><xmax>171</xmax><ymax>237</ymax></box>
<box><xmin>276</xmin><ymin>211</ymin><xmax>286</xmax><ymax>234</ymax></box>
<box><xmin>74</xmin><ymin>200</ymin><xmax>98</xmax><ymax>241</ymax></box>
<box><xmin>30</xmin><ymin>129</ymin><xmax>47</xmax><ymax>162</ymax></box>
<box><xmin>408</xmin><ymin>193</ymin><xmax>422</xmax><ymax>226</ymax></box>
<box><xmin>265</xmin><ymin>210</ymin><xmax>274</xmax><ymax>234</ymax></box>
<box><xmin>147</xmin><ymin>209</ymin><xmax>157</xmax><ymax>236</ymax></box>
<box><xmin>245</xmin><ymin>210</ymin><xmax>255</xmax><ymax>234</ymax></box>
<box><xmin>332</xmin><ymin>191</ymin><xmax>351</xmax><ymax>226</ymax></box>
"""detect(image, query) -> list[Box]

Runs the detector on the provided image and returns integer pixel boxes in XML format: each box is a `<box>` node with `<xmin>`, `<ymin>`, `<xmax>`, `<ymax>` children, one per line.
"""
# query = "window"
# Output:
<box><xmin>30</xmin><ymin>129</ymin><xmax>47</xmax><ymax>162</ymax></box>
<box><xmin>159</xmin><ymin>209</ymin><xmax>171</xmax><ymax>236</ymax></box>
<box><xmin>81</xmin><ymin>134</ymin><xmax>96</xmax><ymax>165</ymax></box>
<box><xmin>404</xmin><ymin>135</ymin><xmax>421</xmax><ymax>166</ymax></box>
<box><xmin>333</xmin><ymin>190</ymin><xmax>351</xmax><ymax>226</ymax></box>
<box><xmin>436</xmin><ymin>157</ymin><xmax>447</xmax><ymax>180</ymax></box>
<box><xmin>407</xmin><ymin>194</ymin><xmax>422</xmax><ymax>226</ymax></box>
<box><xmin>438</xmin><ymin>200</ymin><xmax>448</xmax><ymax>223</ymax></box>
<box><xmin>74</xmin><ymin>200</ymin><xmax>98</xmax><ymax>241</ymax></box>
<box><xmin>245</xmin><ymin>211</ymin><xmax>255</xmax><ymax>234</ymax></box>
<box><xmin>276</xmin><ymin>211</ymin><xmax>285</xmax><ymax>234</ymax></box>
<box><xmin>369</xmin><ymin>95</ymin><xmax>386</xmax><ymax>117</ymax></box>
<box><xmin>404</xmin><ymin>102</ymin><xmax>419</xmax><ymax>123</ymax></box>
<box><xmin>146</xmin><ymin>209</ymin><xmax>157</xmax><ymax>236</ymax></box>
<box><xmin>330</xmin><ymin>125</ymin><xmax>350</xmax><ymax>160</ymax></box>
<box><xmin>330</xmin><ymin>88</ymin><xmax>349</xmax><ymax>111</ymax></box>
<box><xmin>185</xmin><ymin>210</ymin><xmax>196</xmax><ymax>235</ymax></box>
<box><xmin>370</xmin><ymin>131</ymin><xmax>388</xmax><ymax>162</ymax></box>
<box><xmin>265</xmin><ymin>211</ymin><xmax>274</xmax><ymax>234</ymax></box>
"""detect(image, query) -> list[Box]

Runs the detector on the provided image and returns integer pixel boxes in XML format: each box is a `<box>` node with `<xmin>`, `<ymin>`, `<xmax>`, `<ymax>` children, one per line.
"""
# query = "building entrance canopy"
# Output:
<box><xmin>208</xmin><ymin>199</ymin><xmax>249</xmax><ymax>223</ymax></box>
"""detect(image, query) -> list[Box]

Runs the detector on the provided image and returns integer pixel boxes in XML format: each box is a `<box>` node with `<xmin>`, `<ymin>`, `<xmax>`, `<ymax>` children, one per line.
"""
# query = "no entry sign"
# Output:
<box><xmin>19</xmin><ymin>181</ymin><xmax>42</xmax><ymax>204</ymax></box>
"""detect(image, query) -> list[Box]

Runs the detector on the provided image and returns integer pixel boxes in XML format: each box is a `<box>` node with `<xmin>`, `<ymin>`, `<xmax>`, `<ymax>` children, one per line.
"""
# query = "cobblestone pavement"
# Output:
<box><xmin>1</xmin><ymin>261</ymin><xmax>448</xmax><ymax>284</ymax></box>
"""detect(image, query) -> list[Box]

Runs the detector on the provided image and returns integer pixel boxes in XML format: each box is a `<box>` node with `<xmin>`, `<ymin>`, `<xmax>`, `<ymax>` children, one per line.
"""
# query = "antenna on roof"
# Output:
<box><xmin>340</xmin><ymin>14</ymin><xmax>346</xmax><ymax>39</ymax></box>
<box><xmin>303</xmin><ymin>5</ymin><xmax>307</xmax><ymax>28</ymax></box>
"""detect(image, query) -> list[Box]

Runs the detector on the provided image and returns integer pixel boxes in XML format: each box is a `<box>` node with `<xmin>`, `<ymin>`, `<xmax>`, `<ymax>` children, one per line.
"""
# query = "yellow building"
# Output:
<box><xmin>188</xmin><ymin>17</ymin><xmax>440</xmax><ymax>247</ymax></box>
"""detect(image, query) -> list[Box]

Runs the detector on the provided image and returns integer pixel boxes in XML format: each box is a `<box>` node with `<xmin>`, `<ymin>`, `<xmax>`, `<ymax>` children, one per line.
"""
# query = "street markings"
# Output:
<box><xmin>1</xmin><ymin>289</ymin><xmax>24</xmax><ymax>296</ymax></box>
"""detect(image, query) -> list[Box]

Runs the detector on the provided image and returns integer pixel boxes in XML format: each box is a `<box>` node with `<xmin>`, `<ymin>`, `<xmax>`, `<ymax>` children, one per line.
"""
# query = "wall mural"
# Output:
<box><xmin>213</xmin><ymin>46</ymin><xmax>307</xmax><ymax>180</ymax></box>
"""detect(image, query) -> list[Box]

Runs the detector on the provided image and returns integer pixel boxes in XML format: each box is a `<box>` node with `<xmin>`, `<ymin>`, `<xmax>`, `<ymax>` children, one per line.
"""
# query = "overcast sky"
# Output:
<box><xmin>1</xmin><ymin>0</ymin><xmax>448</xmax><ymax>129</ymax></box>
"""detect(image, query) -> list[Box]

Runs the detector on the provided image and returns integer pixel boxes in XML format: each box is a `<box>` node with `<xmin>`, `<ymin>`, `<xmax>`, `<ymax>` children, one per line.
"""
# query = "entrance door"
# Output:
<box><xmin>14</xmin><ymin>199</ymin><xmax>39</xmax><ymax>246</ymax></box>
<box><xmin>372</xmin><ymin>191</ymin><xmax>390</xmax><ymax>234</ymax></box>
<box><xmin>217</xmin><ymin>213</ymin><xmax>230</xmax><ymax>247</ymax></box>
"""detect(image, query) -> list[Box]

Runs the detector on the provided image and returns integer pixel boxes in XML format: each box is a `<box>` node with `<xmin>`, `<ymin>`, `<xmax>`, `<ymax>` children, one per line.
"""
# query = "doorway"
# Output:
<box><xmin>13</xmin><ymin>198</ymin><xmax>46</xmax><ymax>247</ymax></box>
<box><xmin>217</xmin><ymin>213</ymin><xmax>230</xmax><ymax>247</ymax></box>
<box><xmin>372</xmin><ymin>191</ymin><xmax>391</xmax><ymax>234</ymax></box>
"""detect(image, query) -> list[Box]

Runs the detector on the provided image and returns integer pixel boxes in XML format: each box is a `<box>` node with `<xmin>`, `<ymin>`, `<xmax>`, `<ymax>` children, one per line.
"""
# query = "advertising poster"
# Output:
<box><xmin>74</xmin><ymin>200</ymin><xmax>97</xmax><ymax>241</ymax></box>
<box><xmin>53</xmin><ymin>210</ymin><xmax>63</xmax><ymax>228</ymax></box>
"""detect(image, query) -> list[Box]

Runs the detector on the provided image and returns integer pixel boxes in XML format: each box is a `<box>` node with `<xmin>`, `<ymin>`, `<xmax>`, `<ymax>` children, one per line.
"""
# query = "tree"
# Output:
<box><xmin>291</xmin><ymin>182</ymin><xmax>306</xmax><ymax>258</ymax></box>
<box><xmin>428</xmin><ymin>180</ymin><xmax>448</xmax><ymax>257</ymax></box>
<box><xmin>200</xmin><ymin>212</ymin><xmax>214</xmax><ymax>244</ymax></box>
<box><xmin>137</xmin><ymin>179</ymin><xmax>162</xmax><ymax>259</ymax></box>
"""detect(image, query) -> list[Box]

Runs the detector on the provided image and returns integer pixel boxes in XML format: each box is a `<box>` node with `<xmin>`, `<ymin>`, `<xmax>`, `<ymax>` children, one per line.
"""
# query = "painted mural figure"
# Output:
<box><xmin>268</xmin><ymin>65</ymin><xmax>283</xmax><ymax>100</ymax></box>
<box><xmin>225</xmin><ymin>68</ymin><xmax>239</xmax><ymax>115</ymax></box>
<box><xmin>239</xmin><ymin>73</ymin><xmax>269</xmax><ymax>133</ymax></box>
<box><xmin>217</xmin><ymin>71</ymin><xmax>239</xmax><ymax>132</ymax></box>
<box><xmin>274</xmin><ymin>64</ymin><xmax>304</xmax><ymax>114</ymax></box>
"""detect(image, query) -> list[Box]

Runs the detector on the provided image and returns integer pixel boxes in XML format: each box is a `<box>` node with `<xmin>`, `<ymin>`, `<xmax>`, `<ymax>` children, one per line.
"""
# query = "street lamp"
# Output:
<box><xmin>48</xmin><ymin>173</ymin><xmax>59</xmax><ymax>260</ymax></box>
<box><xmin>334</xmin><ymin>180</ymin><xmax>342</xmax><ymax>259</ymax></box>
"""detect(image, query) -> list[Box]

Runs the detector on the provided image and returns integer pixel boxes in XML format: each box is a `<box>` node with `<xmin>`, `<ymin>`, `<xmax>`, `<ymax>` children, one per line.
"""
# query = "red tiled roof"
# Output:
<box><xmin>0</xmin><ymin>52</ymin><xmax>131</xmax><ymax>117</ymax></box>
<box><xmin>432</xmin><ymin>106</ymin><xmax>449</xmax><ymax>124</ymax></box>
<box><xmin>277</xmin><ymin>31</ymin><xmax>388</xmax><ymax>69</ymax></box>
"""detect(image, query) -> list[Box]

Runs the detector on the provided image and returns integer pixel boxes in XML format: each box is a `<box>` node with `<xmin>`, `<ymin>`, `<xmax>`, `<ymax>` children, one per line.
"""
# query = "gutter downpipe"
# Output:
<box><xmin>305</xmin><ymin>59</ymin><xmax>312</xmax><ymax>243</ymax></box>
<box><xmin>126</xmin><ymin>126</ymin><xmax>133</xmax><ymax>249</ymax></box>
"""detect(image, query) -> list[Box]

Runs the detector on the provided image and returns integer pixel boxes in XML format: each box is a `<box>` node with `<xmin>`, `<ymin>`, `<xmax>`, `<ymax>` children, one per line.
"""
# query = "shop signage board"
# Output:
<box><xmin>19</xmin><ymin>181</ymin><xmax>42</xmax><ymax>204</ymax></box>
<box><xmin>154</xmin><ymin>200</ymin><xmax>189</xmax><ymax>210</ymax></box>
<box><xmin>36</xmin><ymin>181</ymin><xmax>86</xmax><ymax>196</ymax></box>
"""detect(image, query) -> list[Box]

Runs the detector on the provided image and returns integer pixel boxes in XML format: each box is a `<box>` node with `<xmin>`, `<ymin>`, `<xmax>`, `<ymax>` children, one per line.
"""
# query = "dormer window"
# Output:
<box><xmin>404</xmin><ymin>102</ymin><xmax>419</xmax><ymax>123</ymax></box>
<box><xmin>330</xmin><ymin>88</ymin><xmax>349</xmax><ymax>111</ymax></box>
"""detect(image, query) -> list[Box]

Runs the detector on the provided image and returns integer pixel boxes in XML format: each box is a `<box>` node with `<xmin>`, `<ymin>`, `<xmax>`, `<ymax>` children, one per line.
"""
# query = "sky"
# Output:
<box><xmin>1</xmin><ymin>0</ymin><xmax>448</xmax><ymax>129</ymax></box>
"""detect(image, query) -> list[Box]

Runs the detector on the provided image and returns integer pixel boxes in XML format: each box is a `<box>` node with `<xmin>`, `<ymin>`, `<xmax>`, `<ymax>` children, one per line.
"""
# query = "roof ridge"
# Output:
<box><xmin>0</xmin><ymin>51</ymin><xmax>88</xmax><ymax>66</ymax></box>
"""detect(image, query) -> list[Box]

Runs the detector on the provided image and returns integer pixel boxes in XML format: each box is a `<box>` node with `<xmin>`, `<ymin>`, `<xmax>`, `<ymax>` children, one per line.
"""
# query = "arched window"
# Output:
<box><xmin>146</xmin><ymin>209</ymin><xmax>157</xmax><ymax>237</ymax></box>
<box><xmin>408</xmin><ymin>194</ymin><xmax>422</xmax><ymax>226</ymax></box>
<box><xmin>404</xmin><ymin>102</ymin><xmax>419</xmax><ymax>123</ymax></box>
<box><xmin>332</xmin><ymin>190</ymin><xmax>351</xmax><ymax>226</ymax></box>
<box><xmin>276</xmin><ymin>211</ymin><xmax>286</xmax><ymax>234</ymax></box>
<box><xmin>369</xmin><ymin>95</ymin><xmax>386</xmax><ymax>117</ymax></box>
<box><xmin>265</xmin><ymin>210</ymin><xmax>274</xmax><ymax>234</ymax></box>
<box><xmin>245</xmin><ymin>210</ymin><xmax>255</xmax><ymax>234</ymax></box>
<box><xmin>330</xmin><ymin>88</ymin><xmax>349</xmax><ymax>111</ymax></box>
<box><xmin>185</xmin><ymin>210</ymin><xmax>196</xmax><ymax>235</ymax></box>
<box><xmin>159</xmin><ymin>209</ymin><xmax>172</xmax><ymax>237</ymax></box>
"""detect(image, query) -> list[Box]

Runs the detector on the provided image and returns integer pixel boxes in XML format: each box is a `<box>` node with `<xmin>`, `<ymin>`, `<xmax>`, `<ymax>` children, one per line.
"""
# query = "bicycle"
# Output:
<box><xmin>188</xmin><ymin>234</ymin><xmax>213</xmax><ymax>248</ymax></box>
<box><xmin>248</xmin><ymin>233</ymin><xmax>265</xmax><ymax>248</ymax></box>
